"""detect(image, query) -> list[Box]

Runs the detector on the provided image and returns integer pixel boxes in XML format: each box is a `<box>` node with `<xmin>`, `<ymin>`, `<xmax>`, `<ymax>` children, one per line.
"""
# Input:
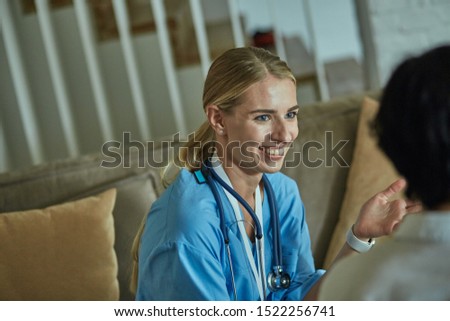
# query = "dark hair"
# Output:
<box><xmin>374</xmin><ymin>45</ymin><xmax>450</xmax><ymax>209</ymax></box>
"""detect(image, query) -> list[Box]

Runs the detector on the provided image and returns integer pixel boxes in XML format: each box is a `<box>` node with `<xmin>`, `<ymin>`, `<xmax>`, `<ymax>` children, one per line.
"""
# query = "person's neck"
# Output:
<box><xmin>215</xmin><ymin>150</ymin><xmax>263</xmax><ymax>242</ymax></box>
<box><xmin>222</xmin><ymin>162</ymin><xmax>262</xmax><ymax>202</ymax></box>
<box><xmin>214</xmin><ymin>146</ymin><xmax>262</xmax><ymax>202</ymax></box>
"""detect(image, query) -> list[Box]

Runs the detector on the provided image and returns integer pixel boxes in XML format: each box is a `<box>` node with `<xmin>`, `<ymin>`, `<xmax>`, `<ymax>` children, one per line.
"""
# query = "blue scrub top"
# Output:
<box><xmin>136</xmin><ymin>169</ymin><xmax>325</xmax><ymax>300</ymax></box>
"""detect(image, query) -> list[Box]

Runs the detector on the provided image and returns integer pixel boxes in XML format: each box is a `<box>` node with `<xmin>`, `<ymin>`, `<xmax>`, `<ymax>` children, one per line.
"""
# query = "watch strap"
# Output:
<box><xmin>346</xmin><ymin>225</ymin><xmax>375</xmax><ymax>253</ymax></box>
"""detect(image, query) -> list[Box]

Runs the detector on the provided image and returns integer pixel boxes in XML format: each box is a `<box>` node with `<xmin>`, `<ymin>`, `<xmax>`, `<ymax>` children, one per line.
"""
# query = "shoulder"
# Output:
<box><xmin>159</xmin><ymin>169</ymin><xmax>214</xmax><ymax>206</ymax></box>
<box><xmin>265</xmin><ymin>172</ymin><xmax>302</xmax><ymax>206</ymax></box>
<box><xmin>265</xmin><ymin>172</ymin><xmax>300</xmax><ymax>195</ymax></box>
<box><xmin>149</xmin><ymin>169</ymin><xmax>221</xmax><ymax>237</ymax></box>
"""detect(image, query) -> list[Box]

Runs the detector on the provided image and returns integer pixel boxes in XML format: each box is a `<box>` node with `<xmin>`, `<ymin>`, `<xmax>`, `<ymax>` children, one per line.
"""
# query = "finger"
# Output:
<box><xmin>405</xmin><ymin>203</ymin><xmax>423</xmax><ymax>214</ymax></box>
<box><xmin>405</xmin><ymin>199</ymin><xmax>423</xmax><ymax>213</ymax></box>
<box><xmin>379</xmin><ymin>178</ymin><xmax>407</xmax><ymax>200</ymax></box>
<box><xmin>405</xmin><ymin>199</ymin><xmax>422</xmax><ymax>207</ymax></box>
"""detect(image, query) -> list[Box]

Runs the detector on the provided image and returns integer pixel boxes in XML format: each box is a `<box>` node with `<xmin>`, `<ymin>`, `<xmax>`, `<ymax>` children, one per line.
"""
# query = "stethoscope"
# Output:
<box><xmin>194</xmin><ymin>159</ymin><xmax>291</xmax><ymax>300</ymax></box>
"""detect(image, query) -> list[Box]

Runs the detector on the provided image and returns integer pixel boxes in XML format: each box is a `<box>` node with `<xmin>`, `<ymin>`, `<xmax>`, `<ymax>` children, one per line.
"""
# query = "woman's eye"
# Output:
<box><xmin>286</xmin><ymin>111</ymin><xmax>298</xmax><ymax>119</ymax></box>
<box><xmin>255</xmin><ymin>114</ymin><xmax>270</xmax><ymax>121</ymax></box>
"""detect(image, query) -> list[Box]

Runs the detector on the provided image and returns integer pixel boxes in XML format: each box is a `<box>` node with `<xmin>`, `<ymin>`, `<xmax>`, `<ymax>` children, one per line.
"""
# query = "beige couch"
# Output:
<box><xmin>1</xmin><ymin>92</ymin><xmax>396</xmax><ymax>301</ymax></box>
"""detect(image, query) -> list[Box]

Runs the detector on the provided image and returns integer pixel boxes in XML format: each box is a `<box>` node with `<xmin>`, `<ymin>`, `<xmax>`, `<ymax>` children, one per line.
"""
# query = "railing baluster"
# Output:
<box><xmin>74</xmin><ymin>0</ymin><xmax>114</xmax><ymax>141</ymax></box>
<box><xmin>189</xmin><ymin>0</ymin><xmax>211</xmax><ymax>78</ymax></box>
<box><xmin>35</xmin><ymin>0</ymin><xmax>79</xmax><ymax>156</ymax></box>
<box><xmin>112</xmin><ymin>0</ymin><xmax>151</xmax><ymax>139</ymax></box>
<box><xmin>0</xmin><ymin>0</ymin><xmax>44</xmax><ymax>165</ymax></box>
<box><xmin>227</xmin><ymin>0</ymin><xmax>245</xmax><ymax>47</ymax></box>
<box><xmin>0</xmin><ymin>111</ymin><xmax>10</xmax><ymax>173</ymax></box>
<box><xmin>150</xmin><ymin>0</ymin><xmax>187</xmax><ymax>136</ymax></box>
<box><xmin>303</xmin><ymin>0</ymin><xmax>329</xmax><ymax>101</ymax></box>
<box><xmin>269</xmin><ymin>0</ymin><xmax>287</xmax><ymax>61</ymax></box>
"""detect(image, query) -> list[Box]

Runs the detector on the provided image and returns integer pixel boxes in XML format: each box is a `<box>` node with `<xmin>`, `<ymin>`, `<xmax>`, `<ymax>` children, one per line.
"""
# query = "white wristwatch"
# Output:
<box><xmin>346</xmin><ymin>225</ymin><xmax>375</xmax><ymax>253</ymax></box>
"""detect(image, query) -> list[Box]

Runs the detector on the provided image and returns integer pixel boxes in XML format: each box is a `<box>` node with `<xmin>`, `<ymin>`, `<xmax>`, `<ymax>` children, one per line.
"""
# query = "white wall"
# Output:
<box><xmin>309</xmin><ymin>0</ymin><xmax>362</xmax><ymax>62</ymax></box>
<box><xmin>4</xmin><ymin>0</ymin><xmax>447</xmax><ymax>173</ymax></box>
<box><xmin>236</xmin><ymin>0</ymin><xmax>362</xmax><ymax>62</ymax></box>
<box><xmin>366</xmin><ymin>0</ymin><xmax>450</xmax><ymax>85</ymax></box>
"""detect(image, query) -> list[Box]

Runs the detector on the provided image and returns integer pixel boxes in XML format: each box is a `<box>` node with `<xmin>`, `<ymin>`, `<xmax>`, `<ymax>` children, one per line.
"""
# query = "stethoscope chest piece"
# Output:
<box><xmin>198</xmin><ymin>160</ymin><xmax>291</xmax><ymax>299</ymax></box>
<box><xmin>267</xmin><ymin>266</ymin><xmax>291</xmax><ymax>292</ymax></box>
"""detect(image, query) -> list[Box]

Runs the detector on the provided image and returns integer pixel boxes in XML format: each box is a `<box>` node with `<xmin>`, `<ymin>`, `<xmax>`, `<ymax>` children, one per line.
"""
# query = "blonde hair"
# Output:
<box><xmin>177</xmin><ymin>46</ymin><xmax>295</xmax><ymax>175</ymax></box>
<box><xmin>130</xmin><ymin>47</ymin><xmax>295</xmax><ymax>296</ymax></box>
<box><xmin>130</xmin><ymin>216</ymin><xmax>146</xmax><ymax>296</ymax></box>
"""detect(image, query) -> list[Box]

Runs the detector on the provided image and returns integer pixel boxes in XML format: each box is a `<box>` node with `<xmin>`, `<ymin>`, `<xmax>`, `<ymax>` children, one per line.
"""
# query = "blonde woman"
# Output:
<box><xmin>132</xmin><ymin>47</ymin><xmax>420</xmax><ymax>300</ymax></box>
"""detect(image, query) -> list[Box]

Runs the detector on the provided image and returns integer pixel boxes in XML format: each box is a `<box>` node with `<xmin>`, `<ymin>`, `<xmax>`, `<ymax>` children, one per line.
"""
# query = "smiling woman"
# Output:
<box><xmin>131</xmin><ymin>46</ymin><xmax>421</xmax><ymax>301</ymax></box>
<box><xmin>208</xmin><ymin>74</ymin><xmax>299</xmax><ymax>175</ymax></box>
<box><xmin>175</xmin><ymin>47</ymin><xmax>297</xmax><ymax>175</ymax></box>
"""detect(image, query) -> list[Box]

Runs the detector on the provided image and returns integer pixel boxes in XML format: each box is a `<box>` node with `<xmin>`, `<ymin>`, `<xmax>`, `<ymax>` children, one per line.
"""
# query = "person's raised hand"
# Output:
<box><xmin>353</xmin><ymin>178</ymin><xmax>423</xmax><ymax>240</ymax></box>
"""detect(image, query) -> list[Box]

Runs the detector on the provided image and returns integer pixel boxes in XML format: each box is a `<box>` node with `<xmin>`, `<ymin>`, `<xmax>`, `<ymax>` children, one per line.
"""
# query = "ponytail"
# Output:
<box><xmin>129</xmin><ymin>216</ymin><xmax>146</xmax><ymax>297</ymax></box>
<box><xmin>161</xmin><ymin>121</ymin><xmax>215</xmax><ymax>187</ymax></box>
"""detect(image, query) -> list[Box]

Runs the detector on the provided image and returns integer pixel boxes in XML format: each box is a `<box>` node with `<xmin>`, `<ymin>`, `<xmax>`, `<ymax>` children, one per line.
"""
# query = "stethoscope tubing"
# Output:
<box><xmin>204</xmin><ymin>162</ymin><xmax>264</xmax><ymax>239</ymax></box>
<box><xmin>202</xmin><ymin>161</ymin><xmax>283</xmax><ymax>270</ymax></box>
<box><xmin>200</xmin><ymin>160</ymin><xmax>288</xmax><ymax>299</ymax></box>
<box><xmin>261</xmin><ymin>174</ymin><xmax>282</xmax><ymax>268</ymax></box>
<box><xmin>206</xmin><ymin>163</ymin><xmax>283</xmax><ymax>266</ymax></box>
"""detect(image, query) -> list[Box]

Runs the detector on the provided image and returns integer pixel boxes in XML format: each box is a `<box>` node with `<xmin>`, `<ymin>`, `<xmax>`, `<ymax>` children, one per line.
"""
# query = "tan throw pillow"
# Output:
<box><xmin>0</xmin><ymin>189</ymin><xmax>119</xmax><ymax>300</ymax></box>
<box><xmin>323</xmin><ymin>97</ymin><xmax>401</xmax><ymax>268</ymax></box>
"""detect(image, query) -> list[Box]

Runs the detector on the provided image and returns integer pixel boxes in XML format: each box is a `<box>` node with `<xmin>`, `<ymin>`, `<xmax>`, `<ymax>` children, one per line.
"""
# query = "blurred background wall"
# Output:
<box><xmin>1</xmin><ymin>0</ymin><xmax>449</xmax><ymax>173</ymax></box>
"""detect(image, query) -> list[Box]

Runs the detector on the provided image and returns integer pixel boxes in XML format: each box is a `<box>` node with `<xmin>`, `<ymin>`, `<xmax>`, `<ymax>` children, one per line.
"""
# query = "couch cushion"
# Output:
<box><xmin>322</xmin><ymin>97</ymin><xmax>401</xmax><ymax>268</ymax></box>
<box><xmin>66</xmin><ymin>173</ymin><xmax>159</xmax><ymax>300</ymax></box>
<box><xmin>0</xmin><ymin>189</ymin><xmax>118</xmax><ymax>300</ymax></box>
<box><xmin>0</xmin><ymin>147</ymin><xmax>168</xmax><ymax>300</ymax></box>
<box><xmin>282</xmin><ymin>94</ymin><xmax>368</xmax><ymax>268</ymax></box>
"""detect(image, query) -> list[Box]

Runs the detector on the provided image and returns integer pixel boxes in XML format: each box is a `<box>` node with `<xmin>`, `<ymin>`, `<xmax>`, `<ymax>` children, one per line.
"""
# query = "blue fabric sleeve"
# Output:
<box><xmin>136</xmin><ymin>170</ymin><xmax>233</xmax><ymax>300</ymax></box>
<box><xmin>137</xmin><ymin>241</ymin><xmax>230</xmax><ymax>300</ymax></box>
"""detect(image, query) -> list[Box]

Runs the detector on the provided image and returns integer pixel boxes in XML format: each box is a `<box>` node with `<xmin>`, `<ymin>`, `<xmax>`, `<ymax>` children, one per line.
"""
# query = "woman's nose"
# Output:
<box><xmin>271</xmin><ymin>120</ymin><xmax>295</xmax><ymax>143</ymax></box>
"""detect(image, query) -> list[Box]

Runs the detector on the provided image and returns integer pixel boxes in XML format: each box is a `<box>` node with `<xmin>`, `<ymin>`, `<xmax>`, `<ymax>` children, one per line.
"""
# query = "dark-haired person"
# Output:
<box><xmin>319</xmin><ymin>45</ymin><xmax>450</xmax><ymax>300</ymax></box>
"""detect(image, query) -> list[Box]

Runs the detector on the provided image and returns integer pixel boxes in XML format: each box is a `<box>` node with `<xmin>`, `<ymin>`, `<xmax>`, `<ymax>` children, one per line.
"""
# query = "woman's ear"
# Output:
<box><xmin>206</xmin><ymin>105</ymin><xmax>226</xmax><ymax>136</ymax></box>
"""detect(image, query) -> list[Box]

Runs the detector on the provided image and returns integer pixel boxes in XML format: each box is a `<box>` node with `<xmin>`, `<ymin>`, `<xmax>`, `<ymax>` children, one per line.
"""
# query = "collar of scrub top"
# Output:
<box><xmin>200</xmin><ymin>158</ymin><xmax>283</xmax><ymax>267</ymax></box>
<box><xmin>208</xmin><ymin>157</ymin><xmax>267</xmax><ymax>300</ymax></box>
<box><xmin>197</xmin><ymin>157</ymin><xmax>285</xmax><ymax>300</ymax></box>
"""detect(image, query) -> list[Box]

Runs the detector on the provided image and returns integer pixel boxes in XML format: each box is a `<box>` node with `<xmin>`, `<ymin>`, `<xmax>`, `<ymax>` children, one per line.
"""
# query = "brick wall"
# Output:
<box><xmin>366</xmin><ymin>0</ymin><xmax>450</xmax><ymax>85</ymax></box>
